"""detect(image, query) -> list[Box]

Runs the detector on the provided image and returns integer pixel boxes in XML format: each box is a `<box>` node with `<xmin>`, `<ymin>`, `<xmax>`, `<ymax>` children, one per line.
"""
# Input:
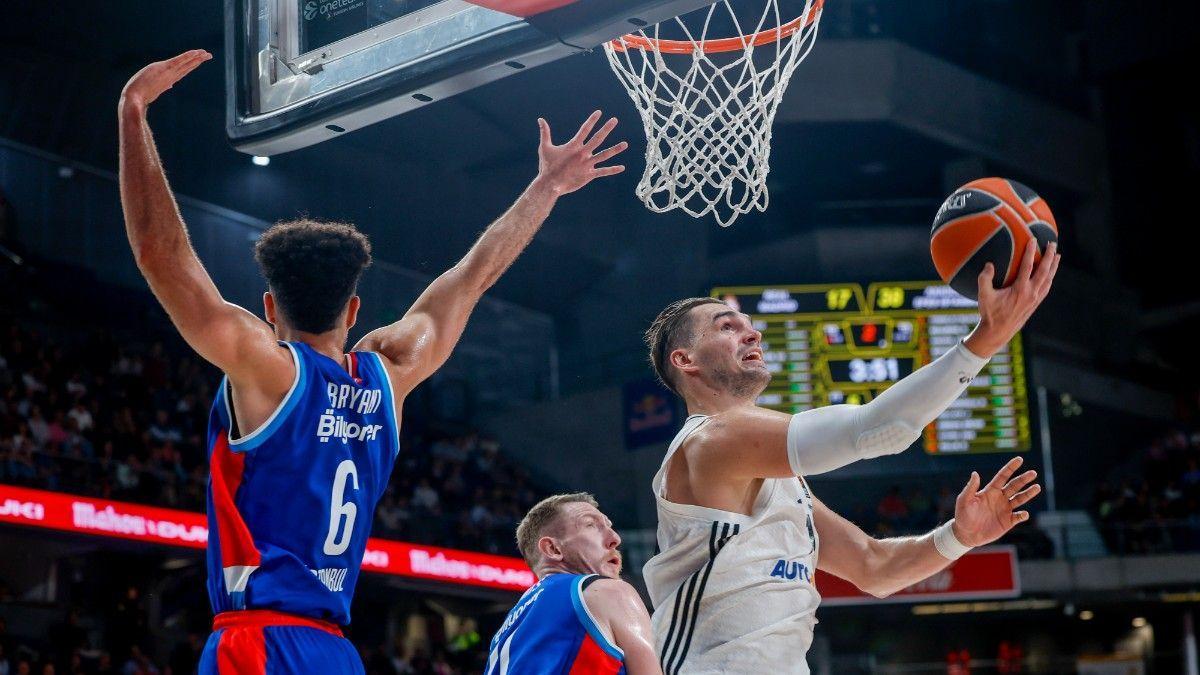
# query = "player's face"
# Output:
<box><xmin>685</xmin><ymin>304</ymin><xmax>770</xmax><ymax>397</ymax></box>
<box><xmin>555</xmin><ymin>502</ymin><xmax>623</xmax><ymax>578</ymax></box>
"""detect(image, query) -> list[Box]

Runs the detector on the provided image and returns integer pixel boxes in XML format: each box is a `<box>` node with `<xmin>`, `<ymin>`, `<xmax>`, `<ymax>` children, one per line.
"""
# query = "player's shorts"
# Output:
<box><xmin>198</xmin><ymin>609</ymin><xmax>365</xmax><ymax>675</ymax></box>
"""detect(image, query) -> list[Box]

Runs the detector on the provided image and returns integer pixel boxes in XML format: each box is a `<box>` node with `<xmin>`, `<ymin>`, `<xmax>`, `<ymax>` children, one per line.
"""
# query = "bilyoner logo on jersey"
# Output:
<box><xmin>318</xmin><ymin>382</ymin><xmax>384</xmax><ymax>443</ymax></box>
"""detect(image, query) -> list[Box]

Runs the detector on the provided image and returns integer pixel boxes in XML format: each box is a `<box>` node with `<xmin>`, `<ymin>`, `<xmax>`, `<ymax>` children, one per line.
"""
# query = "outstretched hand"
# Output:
<box><xmin>966</xmin><ymin>239</ymin><xmax>1060</xmax><ymax>357</ymax></box>
<box><xmin>952</xmin><ymin>456</ymin><xmax>1041</xmax><ymax>547</ymax></box>
<box><xmin>120</xmin><ymin>49</ymin><xmax>212</xmax><ymax>115</ymax></box>
<box><xmin>536</xmin><ymin>111</ymin><xmax>628</xmax><ymax>196</ymax></box>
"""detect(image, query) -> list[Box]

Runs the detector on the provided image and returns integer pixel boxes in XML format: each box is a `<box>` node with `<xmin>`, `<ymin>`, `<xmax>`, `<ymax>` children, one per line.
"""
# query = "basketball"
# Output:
<box><xmin>930</xmin><ymin>177</ymin><xmax>1058</xmax><ymax>301</ymax></box>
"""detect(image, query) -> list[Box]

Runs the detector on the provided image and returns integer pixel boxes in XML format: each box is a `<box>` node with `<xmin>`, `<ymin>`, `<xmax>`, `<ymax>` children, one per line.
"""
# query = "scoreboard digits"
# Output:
<box><xmin>712</xmin><ymin>282</ymin><xmax>1031</xmax><ymax>455</ymax></box>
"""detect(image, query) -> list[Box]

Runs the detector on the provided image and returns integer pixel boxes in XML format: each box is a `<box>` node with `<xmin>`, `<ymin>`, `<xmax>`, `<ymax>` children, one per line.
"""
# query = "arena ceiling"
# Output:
<box><xmin>2</xmin><ymin>1</ymin><xmax>1196</xmax><ymax>384</ymax></box>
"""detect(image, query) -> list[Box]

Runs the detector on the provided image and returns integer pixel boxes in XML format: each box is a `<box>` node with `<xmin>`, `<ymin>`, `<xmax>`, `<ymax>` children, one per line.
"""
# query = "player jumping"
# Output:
<box><xmin>117</xmin><ymin>50</ymin><xmax>627</xmax><ymax>674</ymax></box>
<box><xmin>642</xmin><ymin>242</ymin><xmax>1059</xmax><ymax>673</ymax></box>
<box><xmin>488</xmin><ymin>493</ymin><xmax>660</xmax><ymax>675</ymax></box>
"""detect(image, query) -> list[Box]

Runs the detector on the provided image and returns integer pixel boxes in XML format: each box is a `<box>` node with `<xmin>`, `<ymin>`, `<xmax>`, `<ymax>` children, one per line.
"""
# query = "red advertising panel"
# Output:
<box><xmin>0</xmin><ymin>484</ymin><xmax>534</xmax><ymax>592</ymax></box>
<box><xmin>816</xmin><ymin>547</ymin><xmax>1020</xmax><ymax>605</ymax></box>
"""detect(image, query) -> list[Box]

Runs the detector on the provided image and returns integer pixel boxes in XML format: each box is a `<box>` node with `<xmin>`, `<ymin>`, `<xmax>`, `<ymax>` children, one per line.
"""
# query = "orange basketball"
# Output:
<box><xmin>930</xmin><ymin>177</ymin><xmax>1058</xmax><ymax>301</ymax></box>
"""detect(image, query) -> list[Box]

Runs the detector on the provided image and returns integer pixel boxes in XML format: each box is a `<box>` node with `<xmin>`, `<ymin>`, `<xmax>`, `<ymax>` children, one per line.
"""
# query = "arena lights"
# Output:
<box><xmin>251</xmin><ymin>155</ymin><xmax>270</xmax><ymax>166</ymax></box>
<box><xmin>1080</xmin><ymin>610</ymin><xmax>1095</xmax><ymax>620</ymax></box>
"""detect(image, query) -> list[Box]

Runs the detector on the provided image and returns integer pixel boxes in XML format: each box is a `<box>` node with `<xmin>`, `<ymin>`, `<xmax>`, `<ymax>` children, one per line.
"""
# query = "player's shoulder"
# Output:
<box><xmin>225</xmin><ymin>339</ymin><xmax>300</xmax><ymax>397</ymax></box>
<box><xmin>582</xmin><ymin>576</ymin><xmax>643</xmax><ymax>608</ymax></box>
<box><xmin>686</xmin><ymin>406</ymin><xmax>790</xmax><ymax>454</ymax></box>
<box><xmin>582</xmin><ymin>576</ymin><xmax>651</xmax><ymax>628</ymax></box>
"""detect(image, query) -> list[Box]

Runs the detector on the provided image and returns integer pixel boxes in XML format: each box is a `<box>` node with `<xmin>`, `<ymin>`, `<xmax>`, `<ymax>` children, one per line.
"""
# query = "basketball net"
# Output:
<box><xmin>604</xmin><ymin>0</ymin><xmax>823</xmax><ymax>227</ymax></box>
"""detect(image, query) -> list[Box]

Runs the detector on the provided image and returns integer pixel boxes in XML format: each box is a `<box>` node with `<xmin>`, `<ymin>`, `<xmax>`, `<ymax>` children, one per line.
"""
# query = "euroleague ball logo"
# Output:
<box><xmin>304</xmin><ymin>1</ymin><xmax>318</xmax><ymax>20</ymax></box>
<box><xmin>936</xmin><ymin>192</ymin><xmax>970</xmax><ymax>219</ymax></box>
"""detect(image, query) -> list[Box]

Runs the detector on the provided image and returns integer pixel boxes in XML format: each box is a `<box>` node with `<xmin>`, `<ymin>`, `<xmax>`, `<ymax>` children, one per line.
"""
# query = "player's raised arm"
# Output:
<box><xmin>814</xmin><ymin>456</ymin><xmax>1040</xmax><ymax>598</ymax></box>
<box><xmin>356</xmin><ymin>111</ymin><xmax>627</xmax><ymax>392</ymax></box>
<box><xmin>118</xmin><ymin>50</ymin><xmax>287</xmax><ymax>381</ymax></box>
<box><xmin>685</xmin><ymin>244</ymin><xmax>1060</xmax><ymax>482</ymax></box>
<box><xmin>583</xmin><ymin>578</ymin><xmax>664</xmax><ymax>675</ymax></box>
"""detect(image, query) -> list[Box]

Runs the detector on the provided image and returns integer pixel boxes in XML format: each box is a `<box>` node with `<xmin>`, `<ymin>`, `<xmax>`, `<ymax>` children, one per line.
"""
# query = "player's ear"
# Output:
<box><xmin>344</xmin><ymin>296</ymin><xmax>361</xmax><ymax>330</ymax></box>
<box><xmin>263</xmin><ymin>292</ymin><xmax>277</xmax><ymax>327</ymax></box>
<box><xmin>537</xmin><ymin>536</ymin><xmax>563</xmax><ymax>562</ymax></box>
<box><xmin>670</xmin><ymin>348</ymin><xmax>698</xmax><ymax>376</ymax></box>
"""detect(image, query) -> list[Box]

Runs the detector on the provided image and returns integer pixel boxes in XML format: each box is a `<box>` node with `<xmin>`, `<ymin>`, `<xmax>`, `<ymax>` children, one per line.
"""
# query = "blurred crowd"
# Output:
<box><xmin>0</xmin><ymin>255</ymin><xmax>542</xmax><ymax>559</ymax></box>
<box><xmin>1093</xmin><ymin>426</ymin><xmax>1200</xmax><ymax>554</ymax></box>
<box><xmin>0</xmin><ymin>583</ymin><xmax>184</xmax><ymax>675</ymax></box>
<box><xmin>0</xmin><ymin>312</ymin><xmax>539</xmax><ymax>556</ymax></box>
<box><xmin>0</xmin><ymin>580</ymin><xmax>491</xmax><ymax>675</ymax></box>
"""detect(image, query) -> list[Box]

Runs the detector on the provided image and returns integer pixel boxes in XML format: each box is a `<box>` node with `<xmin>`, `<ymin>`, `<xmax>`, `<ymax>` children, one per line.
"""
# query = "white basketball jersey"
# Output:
<box><xmin>644</xmin><ymin>414</ymin><xmax>822</xmax><ymax>675</ymax></box>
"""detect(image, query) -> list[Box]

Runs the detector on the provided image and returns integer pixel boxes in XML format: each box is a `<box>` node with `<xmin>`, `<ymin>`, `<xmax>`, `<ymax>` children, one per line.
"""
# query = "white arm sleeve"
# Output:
<box><xmin>787</xmin><ymin>340</ymin><xmax>988</xmax><ymax>476</ymax></box>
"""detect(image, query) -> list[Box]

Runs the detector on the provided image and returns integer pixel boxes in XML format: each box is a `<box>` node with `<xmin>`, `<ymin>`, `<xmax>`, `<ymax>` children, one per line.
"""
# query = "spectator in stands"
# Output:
<box><xmin>412</xmin><ymin>478</ymin><xmax>440</xmax><ymax>513</ymax></box>
<box><xmin>147</xmin><ymin>410</ymin><xmax>181</xmax><ymax>445</ymax></box>
<box><xmin>121</xmin><ymin>646</ymin><xmax>158</xmax><ymax>675</ymax></box>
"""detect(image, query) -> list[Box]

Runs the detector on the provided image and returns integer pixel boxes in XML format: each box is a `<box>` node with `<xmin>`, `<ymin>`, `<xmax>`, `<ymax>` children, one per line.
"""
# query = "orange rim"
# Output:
<box><xmin>610</xmin><ymin>0</ymin><xmax>823</xmax><ymax>54</ymax></box>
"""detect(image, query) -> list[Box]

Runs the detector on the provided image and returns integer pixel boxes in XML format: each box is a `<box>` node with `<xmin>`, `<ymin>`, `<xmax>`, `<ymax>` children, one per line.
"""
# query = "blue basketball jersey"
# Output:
<box><xmin>205</xmin><ymin>341</ymin><xmax>399</xmax><ymax>625</ymax></box>
<box><xmin>486</xmin><ymin>573</ymin><xmax>626</xmax><ymax>675</ymax></box>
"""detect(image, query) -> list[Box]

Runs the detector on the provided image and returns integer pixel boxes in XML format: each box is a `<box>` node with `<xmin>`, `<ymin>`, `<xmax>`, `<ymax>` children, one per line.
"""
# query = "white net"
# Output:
<box><xmin>604</xmin><ymin>0</ymin><xmax>823</xmax><ymax>227</ymax></box>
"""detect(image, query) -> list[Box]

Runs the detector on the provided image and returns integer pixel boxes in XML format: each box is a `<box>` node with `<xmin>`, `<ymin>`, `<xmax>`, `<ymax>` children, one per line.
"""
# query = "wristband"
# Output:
<box><xmin>932</xmin><ymin>519</ymin><xmax>971</xmax><ymax>560</ymax></box>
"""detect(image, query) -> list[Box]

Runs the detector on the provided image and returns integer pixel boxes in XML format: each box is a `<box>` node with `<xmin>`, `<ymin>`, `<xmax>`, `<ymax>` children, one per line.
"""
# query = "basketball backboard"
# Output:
<box><xmin>226</xmin><ymin>0</ymin><xmax>721</xmax><ymax>155</ymax></box>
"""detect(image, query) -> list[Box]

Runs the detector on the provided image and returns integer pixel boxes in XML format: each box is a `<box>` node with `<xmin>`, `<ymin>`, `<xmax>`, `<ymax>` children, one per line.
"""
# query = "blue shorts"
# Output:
<box><xmin>198</xmin><ymin>610</ymin><xmax>364</xmax><ymax>675</ymax></box>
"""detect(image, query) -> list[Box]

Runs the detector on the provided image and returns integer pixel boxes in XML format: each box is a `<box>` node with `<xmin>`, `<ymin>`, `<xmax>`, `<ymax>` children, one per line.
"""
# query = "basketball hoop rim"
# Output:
<box><xmin>609</xmin><ymin>0</ymin><xmax>823</xmax><ymax>54</ymax></box>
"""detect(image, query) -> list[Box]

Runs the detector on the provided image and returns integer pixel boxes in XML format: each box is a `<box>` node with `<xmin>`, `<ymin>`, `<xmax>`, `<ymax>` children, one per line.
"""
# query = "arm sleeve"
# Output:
<box><xmin>787</xmin><ymin>340</ymin><xmax>988</xmax><ymax>476</ymax></box>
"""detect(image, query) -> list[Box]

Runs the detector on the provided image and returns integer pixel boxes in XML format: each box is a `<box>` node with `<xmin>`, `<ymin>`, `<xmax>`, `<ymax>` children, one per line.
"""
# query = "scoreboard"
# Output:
<box><xmin>710</xmin><ymin>282</ymin><xmax>1031</xmax><ymax>455</ymax></box>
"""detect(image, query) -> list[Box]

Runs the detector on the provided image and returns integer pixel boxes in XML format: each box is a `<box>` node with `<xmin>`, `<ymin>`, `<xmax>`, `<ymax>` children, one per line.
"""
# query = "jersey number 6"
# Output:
<box><xmin>324</xmin><ymin>459</ymin><xmax>359</xmax><ymax>556</ymax></box>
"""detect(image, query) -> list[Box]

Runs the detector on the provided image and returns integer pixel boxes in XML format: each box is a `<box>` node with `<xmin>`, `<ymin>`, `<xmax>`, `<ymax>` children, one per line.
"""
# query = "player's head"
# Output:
<box><xmin>254</xmin><ymin>219</ymin><xmax>372</xmax><ymax>336</ymax></box>
<box><xmin>516</xmin><ymin>493</ymin><xmax>622</xmax><ymax>579</ymax></box>
<box><xmin>646</xmin><ymin>297</ymin><xmax>769</xmax><ymax>402</ymax></box>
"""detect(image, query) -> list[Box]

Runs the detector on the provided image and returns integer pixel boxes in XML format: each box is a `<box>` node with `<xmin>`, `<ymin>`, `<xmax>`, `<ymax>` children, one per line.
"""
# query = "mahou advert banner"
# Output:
<box><xmin>0</xmin><ymin>484</ymin><xmax>534</xmax><ymax>592</ymax></box>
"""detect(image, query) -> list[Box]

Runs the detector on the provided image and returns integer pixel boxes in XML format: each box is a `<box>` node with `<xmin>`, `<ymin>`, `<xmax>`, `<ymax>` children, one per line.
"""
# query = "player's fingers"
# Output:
<box><xmin>1031</xmin><ymin>241</ymin><xmax>1057</xmax><ymax>286</ymax></box>
<box><xmin>160</xmin><ymin>52</ymin><xmax>209</xmax><ymax>89</ymax></box>
<box><xmin>590</xmin><ymin>141</ymin><xmax>628</xmax><ymax>164</ymax></box>
<box><xmin>571</xmin><ymin>110</ymin><xmax>603</xmax><ymax>146</ymax></box>
<box><xmin>961</xmin><ymin>470</ymin><xmax>981</xmax><ymax>498</ymax></box>
<box><xmin>1016</xmin><ymin>238</ymin><xmax>1037</xmax><ymax>286</ymax></box>
<box><xmin>591</xmin><ymin>165</ymin><xmax>625</xmax><ymax>177</ymax></box>
<box><xmin>168</xmin><ymin>50</ymin><xmax>210</xmax><ymax>74</ymax></box>
<box><xmin>986</xmin><ymin>456</ymin><xmax>1024</xmax><ymax>490</ymax></box>
<box><xmin>1011</xmin><ymin>510</ymin><xmax>1031</xmax><ymax>525</ymax></box>
<box><xmin>1002</xmin><ymin>469</ymin><xmax>1038</xmax><ymax>495</ymax></box>
<box><xmin>537</xmin><ymin>118</ymin><xmax>552</xmax><ymax>147</ymax></box>
<box><xmin>1010</xmin><ymin>484</ymin><xmax>1041</xmax><ymax>509</ymax></box>
<box><xmin>175</xmin><ymin>52</ymin><xmax>212</xmax><ymax>78</ymax></box>
<box><xmin>1037</xmin><ymin>252</ymin><xmax>1061</xmax><ymax>298</ymax></box>
<box><xmin>976</xmin><ymin>263</ymin><xmax>996</xmax><ymax>303</ymax></box>
<box><xmin>583</xmin><ymin>117</ymin><xmax>619</xmax><ymax>152</ymax></box>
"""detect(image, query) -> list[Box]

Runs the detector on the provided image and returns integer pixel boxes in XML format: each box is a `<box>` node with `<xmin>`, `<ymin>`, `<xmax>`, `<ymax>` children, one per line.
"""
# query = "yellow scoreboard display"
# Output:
<box><xmin>711</xmin><ymin>282</ymin><xmax>1031</xmax><ymax>455</ymax></box>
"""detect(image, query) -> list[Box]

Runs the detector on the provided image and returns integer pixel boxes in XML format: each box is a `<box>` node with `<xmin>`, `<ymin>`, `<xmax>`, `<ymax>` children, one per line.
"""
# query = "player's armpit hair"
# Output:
<box><xmin>787</xmin><ymin>340</ymin><xmax>987</xmax><ymax>476</ymax></box>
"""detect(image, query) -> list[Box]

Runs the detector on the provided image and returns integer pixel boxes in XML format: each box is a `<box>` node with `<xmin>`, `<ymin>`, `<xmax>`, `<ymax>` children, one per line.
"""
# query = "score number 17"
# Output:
<box><xmin>826</xmin><ymin>288</ymin><xmax>853</xmax><ymax>311</ymax></box>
